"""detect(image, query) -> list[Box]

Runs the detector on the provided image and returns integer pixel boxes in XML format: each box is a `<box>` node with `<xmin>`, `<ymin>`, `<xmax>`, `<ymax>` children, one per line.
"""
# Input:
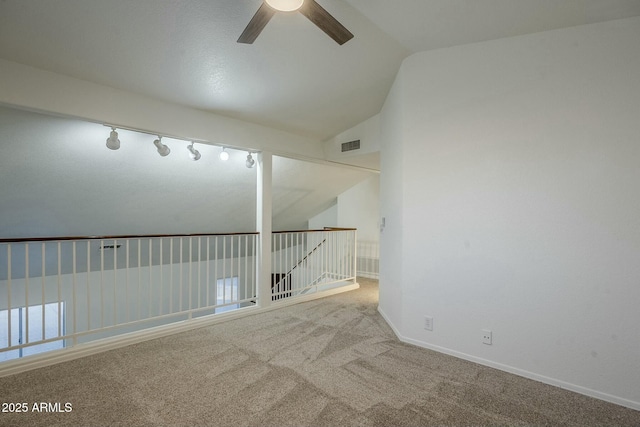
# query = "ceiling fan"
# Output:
<box><xmin>238</xmin><ymin>0</ymin><xmax>354</xmax><ymax>45</ymax></box>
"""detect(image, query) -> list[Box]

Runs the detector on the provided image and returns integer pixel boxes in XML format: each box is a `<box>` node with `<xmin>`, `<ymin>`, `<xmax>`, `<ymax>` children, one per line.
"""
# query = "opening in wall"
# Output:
<box><xmin>215</xmin><ymin>277</ymin><xmax>239</xmax><ymax>313</ymax></box>
<box><xmin>0</xmin><ymin>302</ymin><xmax>65</xmax><ymax>362</ymax></box>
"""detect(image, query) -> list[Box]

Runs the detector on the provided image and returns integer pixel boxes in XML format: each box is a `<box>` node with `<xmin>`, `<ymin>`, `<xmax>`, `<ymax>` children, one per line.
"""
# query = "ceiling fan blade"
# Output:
<box><xmin>237</xmin><ymin>3</ymin><xmax>276</xmax><ymax>44</ymax></box>
<box><xmin>299</xmin><ymin>0</ymin><xmax>353</xmax><ymax>45</ymax></box>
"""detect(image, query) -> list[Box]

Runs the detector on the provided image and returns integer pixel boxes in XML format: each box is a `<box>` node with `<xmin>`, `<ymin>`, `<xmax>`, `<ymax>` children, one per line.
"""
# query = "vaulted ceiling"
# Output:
<box><xmin>1</xmin><ymin>0</ymin><xmax>639</xmax><ymax>237</ymax></box>
<box><xmin>2</xmin><ymin>0</ymin><xmax>638</xmax><ymax>140</ymax></box>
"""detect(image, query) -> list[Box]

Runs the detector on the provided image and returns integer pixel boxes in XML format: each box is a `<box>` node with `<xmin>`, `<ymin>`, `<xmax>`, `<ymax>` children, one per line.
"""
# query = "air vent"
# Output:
<box><xmin>341</xmin><ymin>139</ymin><xmax>360</xmax><ymax>152</ymax></box>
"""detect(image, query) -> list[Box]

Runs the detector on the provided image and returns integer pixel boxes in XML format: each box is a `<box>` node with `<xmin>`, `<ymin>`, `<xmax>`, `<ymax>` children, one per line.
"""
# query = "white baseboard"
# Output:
<box><xmin>0</xmin><ymin>282</ymin><xmax>359</xmax><ymax>378</ymax></box>
<box><xmin>377</xmin><ymin>306</ymin><xmax>640</xmax><ymax>412</ymax></box>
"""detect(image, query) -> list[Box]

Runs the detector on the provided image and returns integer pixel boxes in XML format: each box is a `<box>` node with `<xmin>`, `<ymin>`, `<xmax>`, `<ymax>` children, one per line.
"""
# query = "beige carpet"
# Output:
<box><xmin>1</xmin><ymin>278</ymin><xmax>639</xmax><ymax>426</ymax></box>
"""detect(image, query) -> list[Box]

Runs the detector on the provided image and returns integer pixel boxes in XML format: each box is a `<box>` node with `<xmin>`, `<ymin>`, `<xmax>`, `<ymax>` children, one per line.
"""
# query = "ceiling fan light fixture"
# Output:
<box><xmin>239</xmin><ymin>0</ymin><xmax>352</xmax><ymax>45</ymax></box>
<box><xmin>265</xmin><ymin>0</ymin><xmax>304</xmax><ymax>12</ymax></box>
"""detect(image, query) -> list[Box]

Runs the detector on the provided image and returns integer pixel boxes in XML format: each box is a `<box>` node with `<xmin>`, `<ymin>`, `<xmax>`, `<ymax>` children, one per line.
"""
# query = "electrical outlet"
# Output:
<box><xmin>482</xmin><ymin>329</ymin><xmax>492</xmax><ymax>345</ymax></box>
<box><xmin>424</xmin><ymin>316</ymin><xmax>433</xmax><ymax>331</ymax></box>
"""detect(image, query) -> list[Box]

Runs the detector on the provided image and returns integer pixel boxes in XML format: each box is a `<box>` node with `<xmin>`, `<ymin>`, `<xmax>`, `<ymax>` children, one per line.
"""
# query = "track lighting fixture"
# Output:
<box><xmin>219</xmin><ymin>147</ymin><xmax>230</xmax><ymax>161</ymax></box>
<box><xmin>103</xmin><ymin>126</ymin><xmax>255</xmax><ymax>168</ymax></box>
<box><xmin>187</xmin><ymin>142</ymin><xmax>201</xmax><ymax>161</ymax></box>
<box><xmin>153</xmin><ymin>136</ymin><xmax>170</xmax><ymax>157</ymax></box>
<box><xmin>246</xmin><ymin>152</ymin><xmax>255</xmax><ymax>168</ymax></box>
<box><xmin>106</xmin><ymin>127</ymin><xmax>120</xmax><ymax>150</ymax></box>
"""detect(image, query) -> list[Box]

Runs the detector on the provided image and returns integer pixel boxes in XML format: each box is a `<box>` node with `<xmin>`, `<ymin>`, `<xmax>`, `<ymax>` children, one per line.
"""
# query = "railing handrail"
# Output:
<box><xmin>0</xmin><ymin>228</ymin><xmax>357</xmax><ymax>243</ymax></box>
<box><xmin>0</xmin><ymin>232</ymin><xmax>260</xmax><ymax>244</ymax></box>
<box><xmin>272</xmin><ymin>227</ymin><xmax>356</xmax><ymax>234</ymax></box>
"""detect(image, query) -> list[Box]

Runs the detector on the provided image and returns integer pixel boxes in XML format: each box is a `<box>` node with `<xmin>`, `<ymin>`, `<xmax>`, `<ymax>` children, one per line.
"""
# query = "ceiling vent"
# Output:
<box><xmin>341</xmin><ymin>140</ymin><xmax>360</xmax><ymax>152</ymax></box>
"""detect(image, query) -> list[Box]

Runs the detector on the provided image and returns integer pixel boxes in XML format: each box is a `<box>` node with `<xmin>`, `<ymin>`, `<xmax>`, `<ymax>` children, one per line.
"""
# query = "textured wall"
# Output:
<box><xmin>379</xmin><ymin>17</ymin><xmax>640</xmax><ymax>409</ymax></box>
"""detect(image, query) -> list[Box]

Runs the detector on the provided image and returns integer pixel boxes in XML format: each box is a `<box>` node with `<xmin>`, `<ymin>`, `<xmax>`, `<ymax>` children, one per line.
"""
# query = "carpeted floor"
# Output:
<box><xmin>1</xmin><ymin>278</ymin><xmax>639</xmax><ymax>426</ymax></box>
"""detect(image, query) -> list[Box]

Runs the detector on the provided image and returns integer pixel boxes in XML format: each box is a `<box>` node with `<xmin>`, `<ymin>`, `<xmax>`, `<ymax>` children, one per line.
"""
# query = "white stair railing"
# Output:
<box><xmin>271</xmin><ymin>228</ymin><xmax>357</xmax><ymax>301</ymax></box>
<box><xmin>0</xmin><ymin>233</ymin><xmax>258</xmax><ymax>362</ymax></box>
<box><xmin>1</xmin><ymin>228</ymin><xmax>359</xmax><ymax>365</ymax></box>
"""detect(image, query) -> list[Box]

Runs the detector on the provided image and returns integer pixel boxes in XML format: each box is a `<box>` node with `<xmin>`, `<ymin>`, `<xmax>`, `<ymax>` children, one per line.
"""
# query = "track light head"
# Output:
<box><xmin>106</xmin><ymin>127</ymin><xmax>120</xmax><ymax>150</ymax></box>
<box><xmin>187</xmin><ymin>142</ymin><xmax>201</xmax><ymax>161</ymax></box>
<box><xmin>153</xmin><ymin>137</ymin><xmax>170</xmax><ymax>157</ymax></box>
<box><xmin>219</xmin><ymin>147</ymin><xmax>229</xmax><ymax>161</ymax></box>
<box><xmin>246</xmin><ymin>152</ymin><xmax>255</xmax><ymax>168</ymax></box>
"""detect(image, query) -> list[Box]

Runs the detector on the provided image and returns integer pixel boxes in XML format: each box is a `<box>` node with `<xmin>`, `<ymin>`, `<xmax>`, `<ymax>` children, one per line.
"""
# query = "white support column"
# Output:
<box><xmin>257</xmin><ymin>151</ymin><xmax>273</xmax><ymax>308</ymax></box>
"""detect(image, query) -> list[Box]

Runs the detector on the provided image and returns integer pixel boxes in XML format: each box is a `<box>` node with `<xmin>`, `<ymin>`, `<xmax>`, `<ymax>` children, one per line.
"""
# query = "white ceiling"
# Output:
<box><xmin>2</xmin><ymin>0</ymin><xmax>638</xmax><ymax>141</ymax></box>
<box><xmin>1</xmin><ymin>1</ymin><xmax>640</xmax><ymax>237</ymax></box>
<box><xmin>345</xmin><ymin>0</ymin><xmax>640</xmax><ymax>53</ymax></box>
<box><xmin>0</xmin><ymin>0</ymin><xmax>408</xmax><ymax>141</ymax></box>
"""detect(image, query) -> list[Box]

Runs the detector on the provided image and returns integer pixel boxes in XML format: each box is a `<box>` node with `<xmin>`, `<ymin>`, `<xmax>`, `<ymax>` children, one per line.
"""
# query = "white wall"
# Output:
<box><xmin>379</xmin><ymin>17</ymin><xmax>640</xmax><ymax>409</ymax></box>
<box><xmin>337</xmin><ymin>176</ymin><xmax>380</xmax><ymax>243</ymax></box>
<box><xmin>309</xmin><ymin>180</ymin><xmax>381</xmax><ymax>279</ymax></box>
<box><xmin>310</xmin><ymin>111</ymin><xmax>383</xmax><ymax>235</ymax></box>
<box><xmin>378</xmin><ymin>65</ymin><xmax>405</xmax><ymax>332</ymax></box>
<box><xmin>308</xmin><ymin>203</ymin><xmax>338</xmax><ymax>229</ymax></box>
<box><xmin>308</xmin><ymin>175</ymin><xmax>380</xmax><ymax>243</ymax></box>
